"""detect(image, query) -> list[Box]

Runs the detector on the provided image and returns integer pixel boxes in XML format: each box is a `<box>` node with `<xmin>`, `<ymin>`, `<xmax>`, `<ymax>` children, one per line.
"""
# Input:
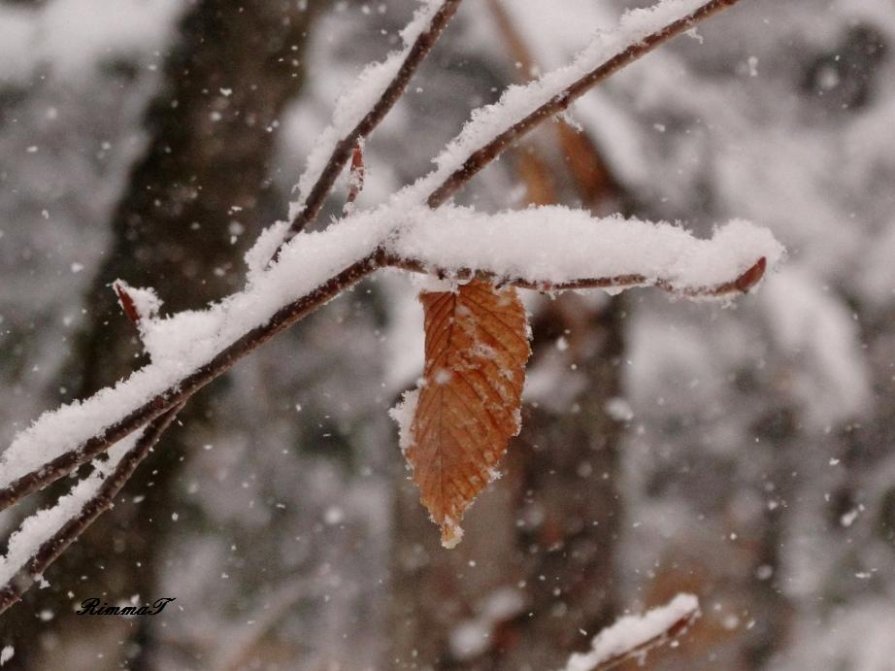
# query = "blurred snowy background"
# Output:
<box><xmin>1</xmin><ymin>0</ymin><xmax>893</xmax><ymax>669</ymax></box>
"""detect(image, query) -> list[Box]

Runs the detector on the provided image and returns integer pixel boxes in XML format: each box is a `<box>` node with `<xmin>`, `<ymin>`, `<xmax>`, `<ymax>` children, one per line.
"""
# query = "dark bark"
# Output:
<box><xmin>8</xmin><ymin>2</ymin><xmax>324</xmax><ymax>668</ymax></box>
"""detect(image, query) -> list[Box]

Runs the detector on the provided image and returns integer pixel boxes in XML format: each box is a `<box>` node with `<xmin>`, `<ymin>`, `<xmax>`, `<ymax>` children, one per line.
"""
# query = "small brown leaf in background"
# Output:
<box><xmin>404</xmin><ymin>279</ymin><xmax>531</xmax><ymax>548</ymax></box>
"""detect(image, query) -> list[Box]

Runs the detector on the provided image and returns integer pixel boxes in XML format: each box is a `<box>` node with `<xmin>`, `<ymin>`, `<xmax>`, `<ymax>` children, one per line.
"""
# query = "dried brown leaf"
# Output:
<box><xmin>405</xmin><ymin>279</ymin><xmax>531</xmax><ymax>547</ymax></box>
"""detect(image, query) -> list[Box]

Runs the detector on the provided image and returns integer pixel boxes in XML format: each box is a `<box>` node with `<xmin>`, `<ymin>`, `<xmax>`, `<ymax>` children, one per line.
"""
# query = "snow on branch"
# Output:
<box><xmin>0</xmin><ymin>406</ymin><xmax>181</xmax><ymax>614</ymax></box>
<box><xmin>385</xmin><ymin>206</ymin><xmax>782</xmax><ymax>296</ymax></box>
<box><xmin>562</xmin><ymin>594</ymin><xmax>700</xmax><ymax>671</ymax></box>
<box><xmin>283</xmin><ymin>0</ymin><xmax>463</xmax><ymax>241</ymax></box>
<box><xmin>406</xmin><ymin>0</ymin><xmax>741</xmax><ymax>207</ymax></box>
<box><xmin>0</xmin><ymin>247</ymin><xmax>383</xmax><ymax>514</ymax></box>
<box><xmin>0</xmin><ymin>204</ymin><xmax>781</xmax><ymax>519</ymax></box>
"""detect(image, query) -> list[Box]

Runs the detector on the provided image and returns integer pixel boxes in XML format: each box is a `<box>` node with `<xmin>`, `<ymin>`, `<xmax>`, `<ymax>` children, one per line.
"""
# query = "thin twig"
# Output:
<box><xmin>385</xmin><ymin>255</ymin><xmax>768</xmax><ymax>298</ymax></box>
<box><xmin>0</xmin><ymin>254</ymin><xmax>381</xmax><ymax>514</ymax></box>
<box><xmin>280</xmin><ymin>0</ymin><xmax>463</xmax><ymax>248</ymax></box>
<box><xmin>0</xmin><ymin>405</ymin><xmax>183</xmax><ymax>615</ymax></box>
<box><xmin>589</xmin><ymin>605</ymin><xmax>699</xmax><ymax>671</ymax></box>
<box><xmin>427</xmin><ymin>0</ymin><xmax>741</xmax><ymax>208</ymax></box>
<box><xmin>486</xmin><ymin>0</ymin><xmax>622</xmax><ymax>208</ymax></box>
<box><xmin>0</xmin><ymin>248</ymin><xmax>767</xmax><ymax>513</ymax></box>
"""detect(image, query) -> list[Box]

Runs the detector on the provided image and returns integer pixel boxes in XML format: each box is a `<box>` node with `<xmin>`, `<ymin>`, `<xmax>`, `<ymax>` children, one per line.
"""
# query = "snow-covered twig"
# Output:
<box><xmin>562</xmin><ymin>594</ymin><xmax>700</xmax><ymax>671</ymax></box>
<box><xmin>420</xmin><ymin>0</ymin><xmax>742</xmax><ymax>208</ymax></box>
<box><xmin>0</xmin><ymin>206</ymin><xmax>781</xmax><ymax>518</ymax></box>
<box><xmin>383</xmin><ymin>207</ymin><xmax>779</xmax><ymax>297</ymax></box>
<box><xmin>281</xmin><ymin>0</ymin><xmax>463</xmax><ymax>245</ymax></box>
<box><xmin>0</xmin><ymin>404</ymin><xmax>182</xmax><ymax>614</ymax></box>
<box><xmin>0</xmin><ymin>252</ymin><xmax>381</xmax><ymax>515</ymax></box>
<box><xmin>389</xmin><ymin>255</ymin><xmax>767</xmax><ymax>297</ymax></box>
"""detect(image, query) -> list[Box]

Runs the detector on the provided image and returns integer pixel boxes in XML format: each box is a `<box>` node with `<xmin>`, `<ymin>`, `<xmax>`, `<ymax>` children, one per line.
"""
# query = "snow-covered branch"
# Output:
<box><xmin>0</xmin><ymin>404</ymin><xmax>182</xmax><ymax>614</ymax></box>
<box><xmin>413</xmin><ymin>0</ymin><xmax>742</xmax><ymax>207</ymax></box>
<box><xmin>0</xmin><ymin>205</ymin><xmax>781</xmax><ymax>518</ymax></box>
<box><xmin>562</xmin><ymin>594</ymin><xmax>700</xmax><ymax>671</ymax></box>
<box><xmin>282</xmin><ymin>0</ymin><xmax>463</xmax><ymax>243</ymax></box>
<box><xmin>0</xmin><ymin>250</ymin><xmax>381</xmax><ymax>515</ymax></box>
<box><xmin>384</xmin><ymin>206</ymin><xmax>781</xmax><ymax>297</ymax></box>
<box><xmin>0</xmin><ymin>0</ymin><xmax>763</xmax><ymax>615</ymax></box>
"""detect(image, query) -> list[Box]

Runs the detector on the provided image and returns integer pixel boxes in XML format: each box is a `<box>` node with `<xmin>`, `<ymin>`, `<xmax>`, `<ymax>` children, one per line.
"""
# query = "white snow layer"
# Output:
<box><xmin>0</xmin><ymin>203</ymin><xmax>781</xmax><ymax>494</ymax></box>
<box><xmin>0</xmin><ymin>434</ymin><xmax>139</xmax><ymax>587</ymax></box>
<box><xmin>562</xmin><ymin>593</ymin><xmax>699</xmax><ymax>671</ymax></box>
<box><xmin>287</xmin><ymin>0</ymin><xmax>444</xmax><ymax>223</ymax></box>
<box><xmin>391</xmin><ymin>206</ymin><xmax>783</xmax><ymax>289</ymax></box>
<box><xmin>403</xmin><ymin>0</ymin><xmax>712</xmax><ymax>203</ymax></box>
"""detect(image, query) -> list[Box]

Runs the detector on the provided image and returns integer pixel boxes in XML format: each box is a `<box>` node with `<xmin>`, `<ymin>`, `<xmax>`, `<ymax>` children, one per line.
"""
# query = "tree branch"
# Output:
<box><xmin>426</xmin><ymin>0</ymin><xmax>741</xmax><ymax>208</ymax></box>
<box><xmin>0</xmin><ymin>405</ymin><xmax>183</xmax><ymax>615</ymax></box>
<box><xmin>384</xmin><ymin>255</ymin><xmax>768</xmax><ymax>298</ymax></box>
<box><xmin>281</xmin><ymin>0</ymin><xmax>463</xmax><ymax>247</ymax></box>
<box><xmin>0</xmin><ymin>253</ymin><xmax>381</xmax><ymax>514</ymax></box>
<box><xmin>0</xmin><ymin>196</ymin><xmax>780</xmax><ymax>516</ymax></box>
<box><xmin>562</xmin><ymin>594</ymin><xmax>700</xmax><ymax>671</ymax></box>
<box><xmin>0</xmin><ymin>203</ymin><xmax>779</xmax><ymax>521</ymax></box>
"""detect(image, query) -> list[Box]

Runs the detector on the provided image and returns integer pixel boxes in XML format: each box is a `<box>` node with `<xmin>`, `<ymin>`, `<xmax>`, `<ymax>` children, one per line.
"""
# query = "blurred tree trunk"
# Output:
<box><xmin>9</xmin><ymin>1</ymin><xmax>325</xmax><ymax>669</ymax></box>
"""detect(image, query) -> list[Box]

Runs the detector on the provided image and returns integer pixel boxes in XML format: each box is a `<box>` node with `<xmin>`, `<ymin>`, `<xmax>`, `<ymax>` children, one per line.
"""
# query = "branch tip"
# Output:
<box><xmin>113</xmin><ymin>280</ymin><xmax>141</xmax><ymax>325</ymax></box>
<box><xmin>734</xmin><ymin>256</ymin><xmax>767</xmax><ymax>293</ymax></box>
